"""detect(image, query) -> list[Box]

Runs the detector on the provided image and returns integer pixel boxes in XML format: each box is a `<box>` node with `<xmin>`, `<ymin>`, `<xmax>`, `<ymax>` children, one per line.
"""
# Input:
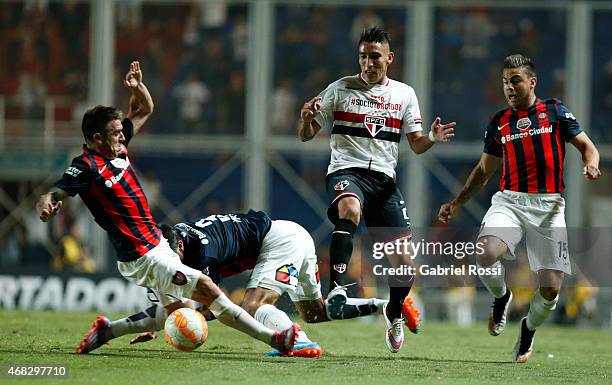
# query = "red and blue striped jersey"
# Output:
<box><xmin>54</xmin><ymin>119</ymin><xmax>161</xmax><ymax>261</ymax></box>
<box><xmin>483</xmin><ymin>98</ymin><xmax>582</xmax><ymax>193</ymax></box>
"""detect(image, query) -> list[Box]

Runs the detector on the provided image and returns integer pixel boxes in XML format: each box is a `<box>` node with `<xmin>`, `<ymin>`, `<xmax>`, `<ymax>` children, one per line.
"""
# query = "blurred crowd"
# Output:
<box><xmin>0</xmin><ymin>2</ymin><xmax>610</xmax><ymax>139</ymax></box>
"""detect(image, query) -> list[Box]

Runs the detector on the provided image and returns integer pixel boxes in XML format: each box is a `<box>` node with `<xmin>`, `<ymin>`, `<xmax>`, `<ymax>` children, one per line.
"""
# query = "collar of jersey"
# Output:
<box><xmin>357</xmin><ymin>73</ymin><xmax>390</xmax><ymax>87</ymax></box>
<box><xmin>82</xmin><ymin>144</ymin><xmax>127</xmax><ymax>161</ymax></box>
<box><xmin>511</xmin><ymin>98</ymin><xmax>539</xmax><ymax>112</ymax></box>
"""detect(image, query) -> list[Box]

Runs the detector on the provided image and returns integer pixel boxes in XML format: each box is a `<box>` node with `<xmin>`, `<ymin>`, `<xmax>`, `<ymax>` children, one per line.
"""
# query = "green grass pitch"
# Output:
<box><xmin>0</xmin><ymin>310</ymin><xmax>610</xmax><ymax>385</ymax></box>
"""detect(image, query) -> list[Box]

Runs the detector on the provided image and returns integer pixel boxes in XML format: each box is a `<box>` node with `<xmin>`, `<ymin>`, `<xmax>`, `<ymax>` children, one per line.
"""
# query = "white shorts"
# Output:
<box><xmin>117</xmin><ymin>238</ymin><xmax>203</xmax><ymax>306</ymax></box>
<box><xmin>247</xmin><ymin>220</ymin><xmax>322</xmax><ymax>302</ymax></box>
<box><xmin>478</xmin><ymin>190</ymin><xmax>571</xmax><ymax>274</ymax></box>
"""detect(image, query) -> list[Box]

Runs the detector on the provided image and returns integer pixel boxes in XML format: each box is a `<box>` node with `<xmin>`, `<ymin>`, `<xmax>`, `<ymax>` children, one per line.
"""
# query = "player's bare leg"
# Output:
<box><xmin>191</xmin><ymin>276</ymin><xmax>298</xmax><ymax>355</ymax></box>
<box><xmin>476</xmin><ymin>236</ymin><xmax>513</xmax><ymax>336</ymax></box>
<box><xmin>241</xmin><ymin>287</ymin><xmax>320</xmax><ymax>358</ymax></box>
<box><xmin>77</xmin><ymin>297</ymin><xmax>199</xmax><ymax>353</ymax></box>
<box><xmin>513</xmin><ymin>269</ymin><xmax>563</xmax><ymax>363</ymax></box>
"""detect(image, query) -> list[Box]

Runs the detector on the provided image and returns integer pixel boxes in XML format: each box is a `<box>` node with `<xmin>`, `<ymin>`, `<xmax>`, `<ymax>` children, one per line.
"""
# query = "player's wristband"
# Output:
<box><xmin>428</xmin><ymin>130</ymin><xmax>436</xmax><ymax>142</ymax></box>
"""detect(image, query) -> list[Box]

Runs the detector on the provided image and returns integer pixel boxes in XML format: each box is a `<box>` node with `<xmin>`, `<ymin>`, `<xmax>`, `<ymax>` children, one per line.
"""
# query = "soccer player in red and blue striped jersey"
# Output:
<box><xmin>36</xmin><ymin>62</ymin><xmax>299</xmax><ymax>355</ymax></box>
<box><xmin>439</xmin><ymin>54</ymin><xmax>601</xmax><ymax>363</ymax></box>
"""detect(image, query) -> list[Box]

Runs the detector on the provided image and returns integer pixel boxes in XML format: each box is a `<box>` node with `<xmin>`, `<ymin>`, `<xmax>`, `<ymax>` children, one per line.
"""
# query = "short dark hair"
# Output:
<box><xmin>359</xmin><ymin>26</ymin><xmax>391</xmax><ymax>47</ymax></box>
<box><xmin>504</xmin><ymin>54</ymin><xmax>537</xmax><ymax>77</ymax></box>
<box><xmin>160</xmin><ymin>224</ymin><xmax>181</xmax><ymax>254</ymax></box>
<box><xmin>81</xmin><ymin>105</ymin><xmax>122</xmax><ymax>142</ymax></box>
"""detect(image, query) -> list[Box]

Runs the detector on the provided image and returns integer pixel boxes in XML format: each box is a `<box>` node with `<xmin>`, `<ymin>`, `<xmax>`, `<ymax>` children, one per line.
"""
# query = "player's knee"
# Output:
<box><xmin>241</xmin><ymin>300</ymin><xmax>264</xmax><ymax>316</ymax></box>
<box><xmin>539</xmin><ymin>286</ymin><xmax>560</xmax><ymax>301</ymax></box>
<box><xmin>337</xmin><ymin>198</ymin><xmax>361</xmax><ymax>224</ymax></box>
<box><xmin>476</xmin><ymin>236</ymin><xmax>505</xmax><ymax>267</ymax></box>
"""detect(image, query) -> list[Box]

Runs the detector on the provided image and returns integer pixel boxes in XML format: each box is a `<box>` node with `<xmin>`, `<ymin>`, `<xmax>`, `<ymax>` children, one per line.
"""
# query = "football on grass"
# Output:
<box><xmin>164</xmin><ymin>308</ymin><xmax>208</xmax><ymax>351</ymax></box>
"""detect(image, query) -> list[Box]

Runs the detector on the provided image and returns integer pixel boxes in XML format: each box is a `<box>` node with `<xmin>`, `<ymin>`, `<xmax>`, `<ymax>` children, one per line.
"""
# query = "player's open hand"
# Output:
<box><xmin>301</xmin><ymin>97</ymin><xmax>321</xmax><ymax>123</ymax></box>
<box><xmin>430</xmin><ymin>117</ymin><xmax>456</xmax><ymax>142</ymax></box>
<box><xmin>124</xmin><ymin>61</ymin><xmax>143</xmax><ymax>89</ymax></box>
<box><xmin>438</xmin><ymin>200</ymin><xmax>458</xmax><ymax>224</ymax></box>
<box><xmin>583</xmin><ymin>164</ymin><xmax>601</xmax><ymax>180</ymax></box>
<box><xmin>36</xmin><ymin>194</ymin><xmax>62</xmax><ymax>222</ymax></box>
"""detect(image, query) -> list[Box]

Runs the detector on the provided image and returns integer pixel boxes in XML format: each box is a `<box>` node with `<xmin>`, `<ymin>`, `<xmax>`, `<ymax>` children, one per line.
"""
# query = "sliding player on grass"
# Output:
<box><xmin>78</xmin><ymin>210</ymin><xmax>389</xmax><ymax>357</ymax></box>
<box><xmin>37</xmin><ymin>61</ymin><xmax>298</xmax><ymax>357</ymax></box>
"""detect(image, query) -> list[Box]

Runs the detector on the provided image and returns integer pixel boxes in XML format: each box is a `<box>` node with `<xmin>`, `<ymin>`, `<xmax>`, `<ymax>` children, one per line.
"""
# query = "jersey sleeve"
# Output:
<box><xmin>483</xmin><ymin>116</ymin><xmax>502</xmax><ymax>158</ymax></box>
<box><xmin>313</xmin><ymin>82</ymin><xmax>337</xmax><ymax>131</ymax></box>
<box><xmin>122</xmin><ymin>118</ymin><xmax>134</xmax><ymax>146</ymax></box>
<box><xmin>402</xmin><ymin>86</ymin><xmax>423</xmax><ymax>133</ymax></box>
<box><xmin>555</xmin><ymin>100</ymin><xmax>583</xmax><ymax>142</ymax></box>
<box><xmin>53</xmin><ymin>157</ymin><xmax>93</xmax><ymax>196</ymax></box>
<box><xmin>199</xmin><ymin>255</ymin><xmax>221</xmax><ymax>284</ymax></box>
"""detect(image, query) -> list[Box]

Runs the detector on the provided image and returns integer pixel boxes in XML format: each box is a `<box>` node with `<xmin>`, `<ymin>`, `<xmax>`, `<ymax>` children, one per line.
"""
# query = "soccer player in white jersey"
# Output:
<box><xmin>298</xmin><ymin>26</ymin><xmax>456</xmax><ymax>353</ymax></box>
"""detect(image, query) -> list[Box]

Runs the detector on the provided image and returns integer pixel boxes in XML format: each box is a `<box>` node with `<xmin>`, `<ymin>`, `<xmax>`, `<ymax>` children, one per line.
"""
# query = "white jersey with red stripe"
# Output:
<box><xmin>314</xmin><ymin>73</ymin><xmax>423</xmax><ymax>179</ymax></box>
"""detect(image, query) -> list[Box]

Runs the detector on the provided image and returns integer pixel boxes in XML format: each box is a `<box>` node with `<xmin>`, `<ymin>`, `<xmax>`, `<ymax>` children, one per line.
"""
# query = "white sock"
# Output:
<box><xmin>478</xmin><ymin>261</ymin><xmax>507</xmax><ymax>298</ymax></box>
<box><xmin>208</xmin><ymin>294</ymin><xmax>274</xmax><ymax>345</ymax></box>
<box><xmin>254</xmin><ymin>303</ymin><xmax>311</xmax><ymax>343</ymax></box>
<box><xmin>110</xmin><ymin>304</ymin><xmax>166</xmax><ymax>338</ymax></box>
<box><xmin>526</xmin><ymin>289</ymin><xmax>558</xmax><ymax>331</ymax></box>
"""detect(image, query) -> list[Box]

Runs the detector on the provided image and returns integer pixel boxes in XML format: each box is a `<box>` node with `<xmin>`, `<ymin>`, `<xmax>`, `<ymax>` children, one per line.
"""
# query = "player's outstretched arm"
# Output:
<box><xmin>36</xmin><ymin>188</ymin><xmax>69</xmax><ymax>222</ymax></box>
<box><xmin>438</xmin><ymin>153</ymin><xmax>500</xmax><ymax>224</ymax></box>
<box><xmin>298</xmin><ymin>96</ymin><xmax>322</xmax><ymax>142</ymax></box>
<box><xmin>124</xmin><ymin>61</ymin><xmax>154</xmax><ymax>135</ymax></box>
<box><xmin>406</xmin><ymin>117</ymin><xmax>456</xmax><ymax>154</ymax></box>
<box><xmin>570</xmin><ymin>132</ymin><xmax>601</xmax><ymax>180</ymax></box>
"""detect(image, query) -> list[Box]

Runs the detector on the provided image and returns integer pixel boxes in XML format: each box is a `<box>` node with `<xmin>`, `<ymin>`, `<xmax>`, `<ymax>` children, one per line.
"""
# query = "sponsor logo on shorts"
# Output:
<box><xmin>516</xmin><ymin>117</ymin><xmax>531</xmax><ymax>131</ymax></box>
<box><xmin>275</xmin><ymin>264</ymin><xmax>299</xmax><ymax>286</ymax></box>
<box><xmin>334</xmin><ymin>180</ymin><xmax>350</xmax><ymax>191</ymax></box>
<box><xmin>333</xmin><ymin>263</ymin><xmax>347</xmax><ymax>274</ymax></box>
<box><xmin>171</xmin><ymin>271</ymin><xmax>188</xmax><ymax>286</ymax></box>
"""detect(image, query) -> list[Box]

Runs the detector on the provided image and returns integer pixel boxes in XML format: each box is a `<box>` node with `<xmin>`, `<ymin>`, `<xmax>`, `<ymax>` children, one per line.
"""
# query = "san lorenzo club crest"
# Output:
<box><xmin>171</xmin><ymin>271</ymin><xmax>188</xmax><ymax>286</ymax></box>
<box><xmin>364</xmin><ymin>115</ymin><xmax>386</xmax><ymax>137</ymax></box>
<box><xmin>516</xmin><ymin>117</ymin><xmax>532</xmax><ymax>131</ymax></box>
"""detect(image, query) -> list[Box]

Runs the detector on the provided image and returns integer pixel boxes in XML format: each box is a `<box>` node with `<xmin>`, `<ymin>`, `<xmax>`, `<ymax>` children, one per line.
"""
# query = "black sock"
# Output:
<box><xmin>386</xmin><ymin>275</ymin><xmax>414</xmax><ymax>320</ymax></box>
<box><xmin>339</xmin><ymin>303</ymin><xmax>379</xmax><ymax>319</ymax></box>
<box><xmin>329</xmin><ymin>219</ymin><xmax>357</xmax><ymax>292</ymax></box>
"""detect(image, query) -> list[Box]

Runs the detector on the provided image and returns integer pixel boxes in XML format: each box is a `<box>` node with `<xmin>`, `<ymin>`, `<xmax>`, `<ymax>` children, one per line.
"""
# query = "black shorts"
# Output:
<box><xmin>326</xmin><ymin>167</ymin><xmax>411</xmax><ymax>239</ymax></box>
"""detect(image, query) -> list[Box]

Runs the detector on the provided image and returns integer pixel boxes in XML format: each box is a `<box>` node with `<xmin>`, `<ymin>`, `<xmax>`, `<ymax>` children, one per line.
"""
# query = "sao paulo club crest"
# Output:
<box><xmin>334</xmin><ymin>180</ymin><xmax>350</xmax><ymax>191</ymax></box>
<box><xmin>364</xmin><ymin>115</ymin><xmax>386</xmax><ymax>137</ymax></box>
